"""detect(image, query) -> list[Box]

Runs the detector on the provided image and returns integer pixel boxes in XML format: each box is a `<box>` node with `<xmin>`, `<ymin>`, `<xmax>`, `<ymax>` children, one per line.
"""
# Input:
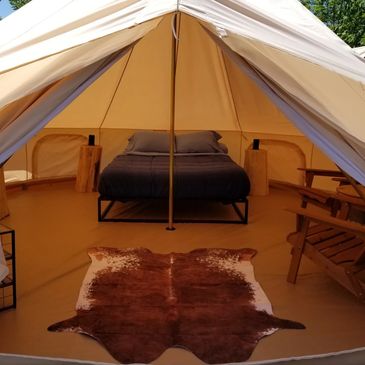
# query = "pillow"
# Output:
<box><xmin>124</xmin><ymin>131</ymin><xmax>170</xmax><ymax>154</ymax></box>
<box><xmin>176</xmin><ymin>131</ymin><xmax>228</xmax><ymax>154</ymax></box>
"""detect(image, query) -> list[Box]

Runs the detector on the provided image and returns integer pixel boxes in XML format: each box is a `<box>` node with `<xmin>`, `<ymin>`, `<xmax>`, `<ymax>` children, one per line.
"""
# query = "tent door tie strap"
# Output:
<box><xmin>171</xmin><ymin>13</ymin><xmax>179</xmax><ymax>41</ymax></box>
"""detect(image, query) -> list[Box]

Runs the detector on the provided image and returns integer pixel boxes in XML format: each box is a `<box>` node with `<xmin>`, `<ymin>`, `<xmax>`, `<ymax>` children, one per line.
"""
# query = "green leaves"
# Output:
<box><xmin>9</xmin><ymin>0</ymin><xmax>31</xmax><ymax>10</ymax></box>
<box><xmin>300</xmin><ymin>0</ymin><xmax>365</xmax><ymax>47</ymax></box>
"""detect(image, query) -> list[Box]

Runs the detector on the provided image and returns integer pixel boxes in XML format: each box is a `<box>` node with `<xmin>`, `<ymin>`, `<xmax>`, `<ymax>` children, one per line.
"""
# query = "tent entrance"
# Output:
<box><xmin>2</xmin><ymin>13</ymin><xmax>349</xmax><ymax>224</ymax></box>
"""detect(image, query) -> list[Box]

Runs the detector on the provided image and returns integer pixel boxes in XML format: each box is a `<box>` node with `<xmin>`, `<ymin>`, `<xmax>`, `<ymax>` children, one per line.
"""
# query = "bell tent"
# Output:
<box><xmin>1</xmin><ymin>1</ymin><xmax>365</xmax><ymax>365</ymax></box>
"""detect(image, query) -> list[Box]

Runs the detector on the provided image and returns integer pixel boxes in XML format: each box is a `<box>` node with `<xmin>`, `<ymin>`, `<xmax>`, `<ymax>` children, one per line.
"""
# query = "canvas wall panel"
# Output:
<box><xmin>242</xmin><ymin>133</ymin><xmax>312</xmax><ymax>185</ymax></box>
<box><xmin>25</xmin><ymin>128</ymin><xmax>98</xmax><ymax>178</ymax></box>
<box><xmin>3</xmin><ymin>145</ymin><xmax>29</xmax><ymax>182</ymax></box>
<box><xmin>100</xmin><ymin>16</ymin><xmax>172</xmax><ymax>130</ymax></box>
<box><xmin>47</xmin><ymin>57</ymin><xmax>130</xmax><ymax>129</ymax></box>
<box><xmin>223</xmin><ymin>54</ymin><xmax>303</xmax><ymax>136</ymax></box>
<box><xmin>174</xmin><ymin>15</ymin><xmax>239</xmax><ymax>131</ymax></box>
<box><xmin>32</xmin><ymin>134</ymin><xmax>88</xmax><ymax>179</ymax></box>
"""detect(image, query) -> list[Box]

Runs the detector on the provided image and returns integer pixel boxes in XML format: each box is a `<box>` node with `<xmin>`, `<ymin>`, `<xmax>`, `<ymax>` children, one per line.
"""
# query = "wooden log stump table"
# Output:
<box><xmin>75</xmin><ymin>145</ymin><xmax>102</xmax><ymax>193</ymax></box>
<box><xmin>244</xmin><ymin>149</ymin><xmax>268</xmax><ymax>196</ymax></box>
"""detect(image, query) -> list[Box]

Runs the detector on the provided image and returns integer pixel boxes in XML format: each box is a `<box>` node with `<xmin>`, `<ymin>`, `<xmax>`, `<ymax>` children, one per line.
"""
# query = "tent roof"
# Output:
<box><xmin>0</xmin><ymin>0</ymin><xmax>363</xmax><ymax>83</ymax></box>
<box><xmin>1</xmin><ymin>0</ymin><xmax>365</xmax><ymax>182</ymax></box>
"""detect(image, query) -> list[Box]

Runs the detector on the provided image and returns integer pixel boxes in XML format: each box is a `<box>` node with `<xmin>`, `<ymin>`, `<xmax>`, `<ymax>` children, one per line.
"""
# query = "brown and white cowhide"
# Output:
<box><xmin>48</xmin><ymin>247</ymin><xmax>304</xmax><ymax>364</ymax></box>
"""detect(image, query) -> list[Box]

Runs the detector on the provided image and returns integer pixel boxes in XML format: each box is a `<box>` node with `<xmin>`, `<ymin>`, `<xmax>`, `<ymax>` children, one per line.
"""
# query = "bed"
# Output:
<box><xmin>98</xmin><ymin>131</ymin><xmax>250</xmax><ymax>223</ymax></box>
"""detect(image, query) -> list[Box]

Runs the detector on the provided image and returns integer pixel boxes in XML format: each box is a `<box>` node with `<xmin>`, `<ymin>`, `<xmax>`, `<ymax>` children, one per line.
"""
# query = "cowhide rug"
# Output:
<box><xmin>48</xmin><ymin>247</ymin><xmax>304</xmax><ymax>364</ymax></box>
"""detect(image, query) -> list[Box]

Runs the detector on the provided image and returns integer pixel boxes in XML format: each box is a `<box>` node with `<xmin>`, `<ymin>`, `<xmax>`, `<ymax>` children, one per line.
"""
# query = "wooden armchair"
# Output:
<box><xmin>297</xmin><ymin>167</ymin><xmax>346</xmax><ymax>188</ymax></box>
<box><xmin>287</xmin><ymin>205</ymin><xmax>365</xmax><ymax>302</ymax></box>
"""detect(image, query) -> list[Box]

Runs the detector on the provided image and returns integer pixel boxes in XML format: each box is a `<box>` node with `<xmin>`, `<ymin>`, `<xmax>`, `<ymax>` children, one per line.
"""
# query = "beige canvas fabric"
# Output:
<box><xmin>32</xmin><ymin>134</ymin><xmax>88</xmax><ymax>179</ymax></box>
<box><xmin>354</xmin><ymin>46</ymin><xmax>365</xmax><ymax>58</ymax></box>
<box><xmin>45</xmin><ymin>14</ymin><xmax>309</xmax><ymax>134</ymax></box>
<box><xmin>0</xmin><ymin>0</ymin><xmax>365</xmax><ymax>182</ymax></box>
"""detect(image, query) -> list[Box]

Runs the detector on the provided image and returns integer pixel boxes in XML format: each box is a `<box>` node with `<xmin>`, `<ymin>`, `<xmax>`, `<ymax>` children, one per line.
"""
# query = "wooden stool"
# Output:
<box><xmin>244</xmin><ymin>149</ymin><xmax>268</xmax><ymax>196</ymax></box>
<box><xmin>75</xmin><ymin>145</ymin><xmax>102</xmax><ymax>193</ymax></box>
<box><xmin>0</xmin><ymin>167</ymin><xmax>9</xmax><ymax>219</ymax></box>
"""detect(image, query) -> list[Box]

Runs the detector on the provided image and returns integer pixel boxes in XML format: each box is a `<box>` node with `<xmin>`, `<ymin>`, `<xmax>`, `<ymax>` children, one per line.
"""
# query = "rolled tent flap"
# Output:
<box><xmin>180</xmin><ymin>0</ymin><xmax>365</xmax><ymax>82</ymax></box>
<box><xmin>0</xmin><ymin>18</ymin><xmax>161</xmax><ymax>110</ymax></box>
<box><xmin>0</xmin><ymin>47</ymin><xmax>132</xmax><ymax>164</ymax></box>
<box><xmin>209</xmin><ymin>32</ymin><xmax>365</xmax><ymax>184</ymax></box>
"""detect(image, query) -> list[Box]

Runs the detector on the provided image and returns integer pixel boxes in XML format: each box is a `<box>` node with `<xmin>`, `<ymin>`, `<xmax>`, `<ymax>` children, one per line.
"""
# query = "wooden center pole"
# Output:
<box><xmin>167</xmin><ymin>12</ymin><xmax>179</xmax><ymax>231</ymax></box>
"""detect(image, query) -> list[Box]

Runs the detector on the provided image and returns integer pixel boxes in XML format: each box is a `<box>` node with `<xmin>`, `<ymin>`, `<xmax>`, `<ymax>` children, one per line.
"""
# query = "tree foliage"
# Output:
<box><xmin>9</xmin><ymin>0</ymin><xmax>31</xmax><ymax>10</ymax></box>
<box><xmin>300</xmin><ymin>0</ymin><xmax>365</xmax><ymax>47</ymax></box>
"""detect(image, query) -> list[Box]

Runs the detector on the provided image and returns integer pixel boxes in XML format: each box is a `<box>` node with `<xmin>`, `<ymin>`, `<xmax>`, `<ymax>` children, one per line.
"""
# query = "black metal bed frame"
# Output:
<box><xmin>97</xmin><ymin>196</ymin><xmax>249</xmax><ymax>224</ymax></box>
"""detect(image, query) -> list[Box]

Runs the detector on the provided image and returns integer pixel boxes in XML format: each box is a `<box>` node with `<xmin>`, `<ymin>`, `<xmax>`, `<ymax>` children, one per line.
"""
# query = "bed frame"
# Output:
<box><xmin>97</xmin><ymin>196</ymin><xmax>249</xmax><ymax>224</ymax></box>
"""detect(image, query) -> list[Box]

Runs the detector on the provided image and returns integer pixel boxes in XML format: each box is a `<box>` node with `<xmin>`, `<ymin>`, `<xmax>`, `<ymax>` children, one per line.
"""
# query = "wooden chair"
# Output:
<box><xmin>292</xmin><ymin>186</ymin><xmax>342</xmax><ymax>230</ymax></box>
<box><xmin>298</xmin><ymin>167</ymin><xmax>346</xmax><ymax>188</ymax></box>
<box><xmin>287</xmin><ymin>202</ymin><xmax>365</xmax><ymax>302</ymax></box>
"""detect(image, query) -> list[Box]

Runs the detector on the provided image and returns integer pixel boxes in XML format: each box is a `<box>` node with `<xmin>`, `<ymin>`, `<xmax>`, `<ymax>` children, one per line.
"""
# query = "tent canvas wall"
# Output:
<box><xmin>1</xmin><ymin>0</ymin><xmax>365</xmax><ymax>189</ymax></box>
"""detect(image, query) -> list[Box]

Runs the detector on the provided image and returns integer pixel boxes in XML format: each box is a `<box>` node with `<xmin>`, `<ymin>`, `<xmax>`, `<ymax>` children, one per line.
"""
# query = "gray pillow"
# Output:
<box><xmin>124</xmin><ymin>131</ymin><xmax>170</xmax><ymax>153</ymax></box>
<box><xmin>176</xmin><ymin>131</ymin><xmax>228</xmax><ymax>154</ymax></box>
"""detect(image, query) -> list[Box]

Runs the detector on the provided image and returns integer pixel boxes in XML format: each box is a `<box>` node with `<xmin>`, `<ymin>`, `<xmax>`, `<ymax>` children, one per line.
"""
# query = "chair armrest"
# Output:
<box><xmin>298</xmin><ymin>186</ymin><xmax>365</xmax><ymax>209</ymax></box>
<box><xmin>296</xmin><ymin>186</ymin><xmax>335</xmax><ymax>204</ymax></box>
<box><xmin>332</xmin><ymin>177</ymin><xmax>350</xmax><ymax>184</ymax></box>
<box><xmin>297</xmin><ymin>168</ymin><xmax>345</xmax><ymax>177</ymax></box>
<box><xmin>286</xmin><ymin>207</ymin><xmax>365</xmax><ymax>236</ymax></box>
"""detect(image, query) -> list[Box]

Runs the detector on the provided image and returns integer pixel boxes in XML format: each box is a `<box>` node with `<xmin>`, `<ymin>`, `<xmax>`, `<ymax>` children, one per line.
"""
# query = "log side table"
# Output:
<box><xmin>75</xmin><ymin>145</ymin><xmax>102</xmax><ymax>193</ymax></box>
<box><xmin>244</xmin><ymin>149</ymin><xmax>268</xmax><ymax>196</ymax></box>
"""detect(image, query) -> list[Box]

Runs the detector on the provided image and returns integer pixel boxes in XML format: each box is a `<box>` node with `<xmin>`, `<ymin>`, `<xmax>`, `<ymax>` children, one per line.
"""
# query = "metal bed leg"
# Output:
<box><xmin>231</xmin><ymin>202</ymin><xmax>244</xmax><ymax>224</ymax></box>
<box><xmin>231</xmin><ymin>199</ymin><xmax>249</xmax><ymax>224</ymax></box>
<box><xmin>98</xmin><ymin>199</ymin><xmax>116</xmax><ymax>221</ymax></box>
<box><xmin>244</xmin><ymin>198</ymin><xmax>249</xmax><ymax>224</ymax></box>
<box><xmin>97</xmin><ymin>197</ymin><xmax>102</xmax><ymax>222</ymax></box>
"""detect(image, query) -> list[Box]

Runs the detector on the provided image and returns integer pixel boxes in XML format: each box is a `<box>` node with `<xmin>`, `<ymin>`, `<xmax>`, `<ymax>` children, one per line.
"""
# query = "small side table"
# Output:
<box><xmin>0</xmin><ymin>223</ymin><xmax>16</xmax><ymax>311</ymax></box>
<box><xmin>244</xmin><ymin>149</ymin><xmax>268</xmax><ymax>196</ymax></box>
<box><xmin>75</xmin><ymin>145</ymin><xmax>102</xmax><ymax>193</ymax></box>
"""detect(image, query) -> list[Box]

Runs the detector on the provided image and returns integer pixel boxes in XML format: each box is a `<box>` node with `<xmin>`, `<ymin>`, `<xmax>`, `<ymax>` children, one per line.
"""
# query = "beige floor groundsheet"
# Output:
<box><xmin>0</xmin><ymin>182</ymin><xmax>364</xmax><ymax>364</ymax></box>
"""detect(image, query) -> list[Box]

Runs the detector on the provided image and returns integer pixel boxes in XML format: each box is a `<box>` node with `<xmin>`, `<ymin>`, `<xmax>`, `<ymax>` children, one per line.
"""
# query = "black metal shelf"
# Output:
<box><xmin>4</xmin><ymin>250</ymin><xmax>12</xmax><ymax>260</ymax></box>
<box><xmin>0</xmin><ymin>223</ymin><xmax>16</xmax><ymax>311</ymax></box>
<box><xmin>0</xmin><ymin>276</ymin><xmax>13</xmax><ymax>289</ymax></box>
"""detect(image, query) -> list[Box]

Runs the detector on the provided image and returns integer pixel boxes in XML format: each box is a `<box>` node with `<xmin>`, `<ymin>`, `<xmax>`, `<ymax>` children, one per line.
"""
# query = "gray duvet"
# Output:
<box><xmin>98</xmin><ymin>154</ymin><xmax>250</xmax><ymax>201</ymax></box>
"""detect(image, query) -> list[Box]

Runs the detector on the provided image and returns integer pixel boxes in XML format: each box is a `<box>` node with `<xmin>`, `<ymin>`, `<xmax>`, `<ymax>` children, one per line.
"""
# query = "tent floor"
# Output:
<box><xmin>0</xmin><ymin>182</ymin><xmax>365</xmax><ymax>364</ymax></box>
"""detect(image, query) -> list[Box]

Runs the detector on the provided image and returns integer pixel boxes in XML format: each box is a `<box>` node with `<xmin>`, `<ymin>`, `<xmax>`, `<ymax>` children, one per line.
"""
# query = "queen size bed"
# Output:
<box><xmin>98</xmin><ymin>131</ymin><xmax>250</xmax><ymax>223</ymax></box>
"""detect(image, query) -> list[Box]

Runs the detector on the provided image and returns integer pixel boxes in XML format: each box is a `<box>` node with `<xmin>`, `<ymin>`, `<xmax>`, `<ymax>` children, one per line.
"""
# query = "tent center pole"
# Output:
<box><xmin>166</xmin><ymin>12</ymin><xmax>179</xmax><ymax>231</ymax></box>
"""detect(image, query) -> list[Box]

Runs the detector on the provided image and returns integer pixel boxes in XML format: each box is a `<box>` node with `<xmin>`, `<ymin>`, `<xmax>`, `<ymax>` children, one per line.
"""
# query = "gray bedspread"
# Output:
<box><xmin>98</xmin><ymin>154</ymin><xmax>250</xmax><ymax>201</ymax></box>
